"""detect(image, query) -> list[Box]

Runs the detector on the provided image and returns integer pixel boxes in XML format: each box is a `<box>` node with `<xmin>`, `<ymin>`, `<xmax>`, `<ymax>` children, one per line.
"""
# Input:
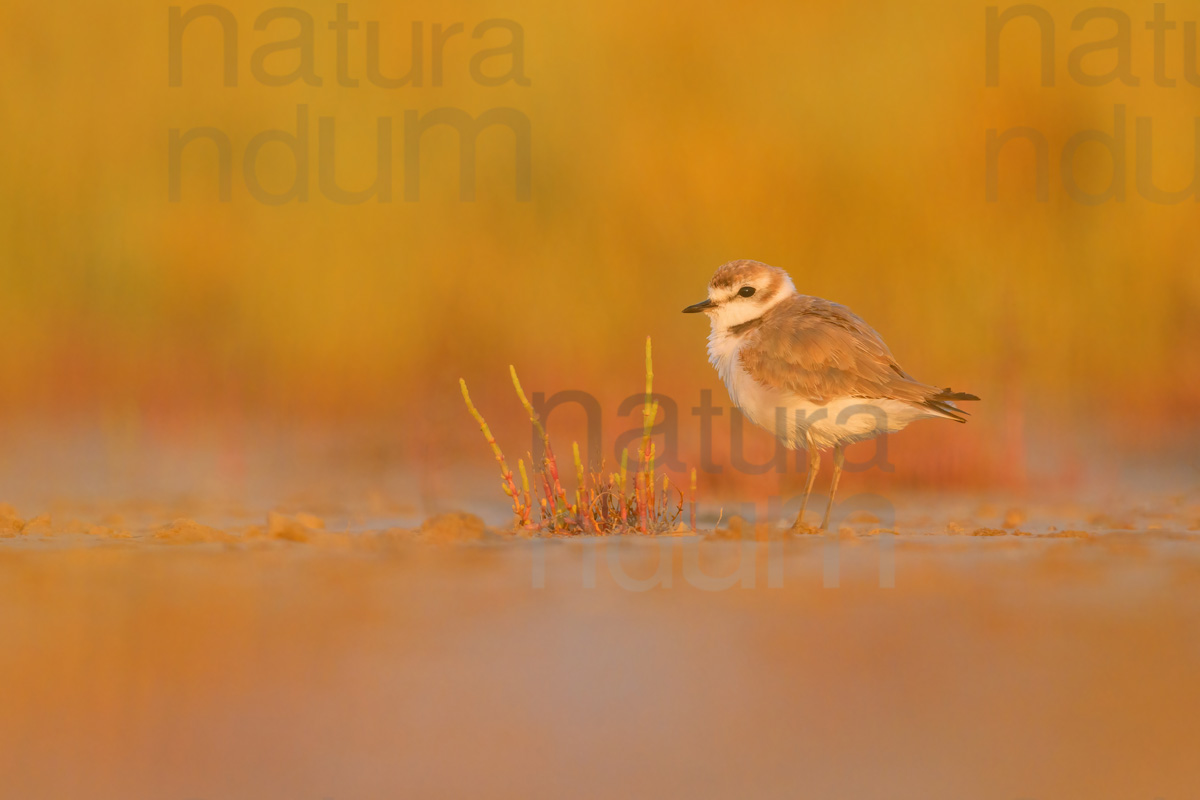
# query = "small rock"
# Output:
<box><xmin>267</xmin><ymin>511</ymin><xmax>317</xmax><ymax>542</ymax></box>
<box><xmin>0</xmin><ymin>504</ymin><xmax>26</xmax><ymax>537</ymax></box>
<box><xmin>418</xmin><ymin>512</ymin><xmax>489</xmax><ymax>543</ymax></box>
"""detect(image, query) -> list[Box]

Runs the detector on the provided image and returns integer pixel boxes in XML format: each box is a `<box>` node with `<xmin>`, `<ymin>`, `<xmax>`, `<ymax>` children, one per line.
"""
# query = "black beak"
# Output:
<box><xmin>682</xmin><ymin>298</ymin><xmax>715</xmax><ymax>313</ymax></box>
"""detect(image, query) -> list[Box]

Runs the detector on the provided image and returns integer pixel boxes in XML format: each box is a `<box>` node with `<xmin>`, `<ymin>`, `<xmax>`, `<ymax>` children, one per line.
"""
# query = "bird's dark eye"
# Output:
<box><xmin>738</xmin><ymin>286</ymin><xmax>756</xmax><ymax>298</ymax></box>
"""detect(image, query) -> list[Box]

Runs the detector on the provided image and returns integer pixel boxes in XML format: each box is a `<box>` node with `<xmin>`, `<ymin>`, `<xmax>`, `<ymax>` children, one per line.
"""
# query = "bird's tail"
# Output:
<box><xmin>923</xmin><ymin>387</ymin><xmax>980</xmax><ymax>423</ymax></box>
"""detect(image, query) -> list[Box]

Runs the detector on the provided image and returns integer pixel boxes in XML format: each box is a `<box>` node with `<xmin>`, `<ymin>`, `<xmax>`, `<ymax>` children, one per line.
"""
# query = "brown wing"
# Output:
<box><xmin>739</xmin><ymin>295</ymin><xmax>940</xmax><ymax>408</ymax></box>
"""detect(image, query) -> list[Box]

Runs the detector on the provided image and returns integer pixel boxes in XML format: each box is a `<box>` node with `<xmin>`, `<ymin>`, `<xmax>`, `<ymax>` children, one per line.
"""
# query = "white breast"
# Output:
<box><xmin>707</xmin><ymin>327</ymin><xmax>938</xmax><ymax>451</ymax></box>
<box><xmin>708</xmin><ymin>327</ymin><xmax>793</xmax><ymax>440</ymax></box>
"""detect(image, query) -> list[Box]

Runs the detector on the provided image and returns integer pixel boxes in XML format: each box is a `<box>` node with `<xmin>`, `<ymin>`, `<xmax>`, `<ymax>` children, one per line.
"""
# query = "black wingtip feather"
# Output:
<box><xmin>925</xmin><ymin>400</ymin><xmax>969</xmax><ymax>422</ymax></box>
<box><xmin>924</xmin><ymin>388</ymin><xmax>979</xmax><ymax>422</ymax></box>
<box><xmin>937</xmin><ymin>387</ymin><xmax>980</xmax><ymax>402</ymax></box>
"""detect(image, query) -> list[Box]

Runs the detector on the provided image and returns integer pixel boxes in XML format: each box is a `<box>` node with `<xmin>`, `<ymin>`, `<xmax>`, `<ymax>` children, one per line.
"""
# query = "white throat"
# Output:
<box><xmin>708</xmin><ymin>282</ymin><xmax>795</xmax><ymax>333</ymax></box>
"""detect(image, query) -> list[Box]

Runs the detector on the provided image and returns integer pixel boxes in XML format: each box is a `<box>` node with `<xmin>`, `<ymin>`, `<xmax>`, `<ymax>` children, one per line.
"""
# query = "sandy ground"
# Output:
<box><xmin>2</xmin><ymin>497</ymin><xmax>1200</xmax><ymax>800</ymax></box>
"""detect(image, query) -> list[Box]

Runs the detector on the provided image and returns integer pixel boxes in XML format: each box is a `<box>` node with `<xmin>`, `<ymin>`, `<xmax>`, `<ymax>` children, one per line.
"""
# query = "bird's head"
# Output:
<box><xmin>682</xmin><ymin>259</ymin><xmax>797</xmax><ymax>331</ymax></box>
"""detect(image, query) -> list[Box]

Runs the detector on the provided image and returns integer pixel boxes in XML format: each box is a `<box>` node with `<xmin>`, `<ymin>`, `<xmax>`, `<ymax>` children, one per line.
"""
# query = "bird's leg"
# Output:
<box><xmin>793</xmin><ymin>437</ymin><xmax>821</xmax><ymax>530</ymax></box>
<box><xmin>820</xmin><ymin>445</ymin><xmax>845</xmax><ymax>530</ymax></box>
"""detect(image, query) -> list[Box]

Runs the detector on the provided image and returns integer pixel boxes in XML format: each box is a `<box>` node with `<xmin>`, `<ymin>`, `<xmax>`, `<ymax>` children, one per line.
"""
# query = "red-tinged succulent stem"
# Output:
<box><xmin>641</xmin><ymin>337</ymin><xmax>656</xmax><ymax>521</ymax></box>
<box><xmin>572</xmin><ymin>442</ymin><xmax>585</xmax><ymax>525</ymax></box>
<box><xmin>518</xmin><ymin>459</ymin><xmax>534</xmax><ymax>528</ymax></box>
<box><xmin>541</xmin><ymin>467</ymin><xmax>557</xmax><ymax>527</ymax></box>
<box><xmin>545</xmin><ymin>448</ymin><xmax>569</xmax><ymax>523</ymax></box>
<box><xmin>637</xmin><ymin>473</ymin><xmax>649</xmax><ymax>534</ymax></box>
<box><xmin>572</xmin><ymin>446</ymin><xmax>603</xmax><ymax>533</ymax></box>
<box><xmin>511</xmin><ymin>365</ymin><xmax>570</xmax><ymax>514</ymax></box>
<box><xmin>618</xmin><ymin>449</ymin><xmax>629</xmax><ymax>526</ymax></box>
<box><xmin>459</xmin><ymin>379</ymin><xmax>522</xmax><ymax>527</ymax></box>
<box><xmin>583</xmin><ymin>473</ymin><xmax>603</xmax><ymax>534</ymax></box>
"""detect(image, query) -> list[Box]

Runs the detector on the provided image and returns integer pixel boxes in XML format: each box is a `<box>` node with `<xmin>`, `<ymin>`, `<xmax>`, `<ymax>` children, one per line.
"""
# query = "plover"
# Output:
<box><xmin>684</xmin><ymin>259</ymin><xmax>978</xmax><ymax>530</ymax></box>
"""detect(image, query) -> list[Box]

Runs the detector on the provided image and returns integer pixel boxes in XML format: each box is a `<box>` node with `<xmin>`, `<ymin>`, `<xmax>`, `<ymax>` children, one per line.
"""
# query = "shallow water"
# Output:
<box><xmin>3</xmin><ymin>498</ymin><xmax>1199</xmax><ymax>799</ymax></box>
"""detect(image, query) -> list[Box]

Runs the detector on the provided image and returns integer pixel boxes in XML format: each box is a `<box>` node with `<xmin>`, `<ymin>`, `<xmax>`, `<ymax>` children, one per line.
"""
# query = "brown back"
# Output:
<box><xmin>738</xmin><ymin>294</ymin><xmax>937</xmax><ymax>405</ymax></box>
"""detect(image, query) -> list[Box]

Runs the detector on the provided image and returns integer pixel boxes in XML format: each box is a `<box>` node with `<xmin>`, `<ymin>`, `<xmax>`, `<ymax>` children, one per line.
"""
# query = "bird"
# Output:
<box><xmin>683</xmin><ymin>259</ymin><xmax>979</xmax><ymax>530</ymax></box>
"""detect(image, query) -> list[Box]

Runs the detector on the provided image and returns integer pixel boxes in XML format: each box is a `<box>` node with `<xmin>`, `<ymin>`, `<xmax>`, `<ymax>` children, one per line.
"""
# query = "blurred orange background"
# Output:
<box><xmin>1</xmin><ymin>0</ymin><xmax>1198</xmax><ymax>510</ymax></box>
